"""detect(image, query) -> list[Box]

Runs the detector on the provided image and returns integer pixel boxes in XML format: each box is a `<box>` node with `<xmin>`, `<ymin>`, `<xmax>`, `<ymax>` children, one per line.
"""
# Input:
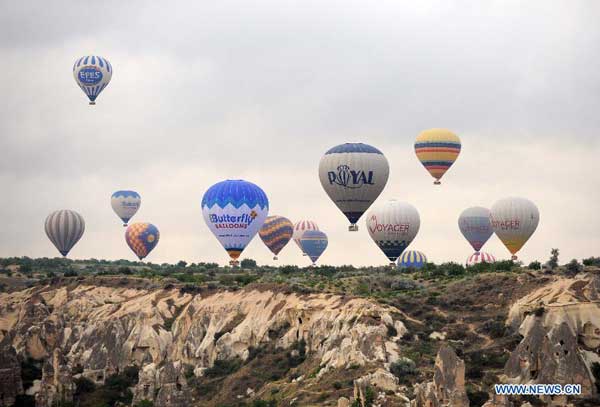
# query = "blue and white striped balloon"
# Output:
<box><xmin>73</xmin><ymin>55</ymin><xmax>113</xmax><ymax>105</ymax></box>
<box><xmin>397</xmin><ymin>250</ymin><xmax>427</xmax><ymax>270</ymax></box>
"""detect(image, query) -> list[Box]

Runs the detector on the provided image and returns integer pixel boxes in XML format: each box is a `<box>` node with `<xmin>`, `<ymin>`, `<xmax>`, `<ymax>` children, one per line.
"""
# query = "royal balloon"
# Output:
<box><xmin>111</xmin><ymin>190</ymin><xmax>141</xmax><ymax>227</ymax></box>
<box><xmin>202</xmin><ymin>180</ymin><xmax>269</xmax><ymax>266</ymax></box>
<box><xmin>319</xmin><ymin>143</ymin><xmax>389</xmax><ymax>231</ymax></box>
<box><xmin>73</xmin><ymin>56</ymin><xmax>113</xmax><ymax>105</ymax></box>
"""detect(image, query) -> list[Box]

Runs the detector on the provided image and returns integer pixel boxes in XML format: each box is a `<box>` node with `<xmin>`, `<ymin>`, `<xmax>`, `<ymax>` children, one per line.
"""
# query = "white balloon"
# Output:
<box><xmin>111</xmin><ymin>190</ymin><xmax>141</xmax><ymax>227</ymax></box>
<box><xmin>319</xmin><ymin>143</ymin><xmax>389</xmax><ymax>231</ymax></box>
<box><xmin>490</xmin><ymin>197</ymin><xmax>539</xmax><ymax>259</ymax></box>
<box><xmin>366</xmin><ymin>200</ymin><xmax>420</xmax><ymax>263</ymax></box>
<box><xmin>73</xmin><ymin>55</ymin><xmax>113</xmax><ymax>105</ymax></box>
<box><xmin>458</xmin><ymin>206</ymin><xmax>493</xmax><ymax>252</ymax></box>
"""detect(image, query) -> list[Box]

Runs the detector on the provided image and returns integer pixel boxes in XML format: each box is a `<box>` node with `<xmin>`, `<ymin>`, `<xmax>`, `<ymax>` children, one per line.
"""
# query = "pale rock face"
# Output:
<box><xmin>0</xmin><ymin>341</ymin><xmax>24</xmax><ymax>407</ymax></box>
<box><xmin>36</xmin><ymin>348</ymin><xmax>75</xmax><ymax>407</ymax></box>
<box><xmin>337</xmin><ymin>396</ymin><xmax>350</xmax><ymax>407</ymax></box>
<box><xmin>503</xmin><ymin>274</ymin><xmax>600</xmax><ymax>399</ymax></box>
<box><xmin>0</xmin><ymin>283</ymin><xmax>407</xmax><ymax>405</ymax></box>
<box><xmin>411</xmin><ymin>345</ymin><xmax>469</xmax><ymax>407</ymax></box>
<box><xmin>354</xmin><ymin>368</ymin><xmax>410</xmax><ymax>407</ymax></box>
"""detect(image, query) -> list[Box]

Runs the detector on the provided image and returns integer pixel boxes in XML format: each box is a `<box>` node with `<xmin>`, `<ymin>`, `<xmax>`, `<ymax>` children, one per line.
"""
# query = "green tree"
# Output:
<box><xmin>547</xmin><ymin>248</ymin><xmax>559</xmax><ymax>270</ymax></box>
<box><xmin>240</xmin><ymin>258</ymin><xmax>257</xmax><ymax>269</ymax></box>
<box><xmin>528</xmin><ymin>261</ymin><xmax>541</xmax><ymax>270</ymax></box>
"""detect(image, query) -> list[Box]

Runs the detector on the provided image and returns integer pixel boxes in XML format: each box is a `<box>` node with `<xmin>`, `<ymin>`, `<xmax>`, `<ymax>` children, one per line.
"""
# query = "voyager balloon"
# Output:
<box><xmin>299</xmin><ymin>230</ymin><xmax>328</xmax><ymax>265</ymax></box>
<box><xmin>466</xmin><ymin>252</ymin><xmax>496</xmax><ymax>266</ymax></box>
<box><xmin>397</xmin><ymin>250</ymin><xmax>427</xmax><ymax>270</ymax></box>
<box><xmin>73</xmin><ymin>55</ymin><xmax>113</xmax><ymax>105</ymax></box>
<box><xmin>490</xmin><ymin>197</ymin><xmax>539</xmax><ymax>260</ymax></box>
<box><xmin>259</xmin><ymin>216</ymin><xmax>294</xmax><ymax>260</ymax></box>
<box><xmin>111</xmin><ymin>190</ymin><xmax>141</xmax><ymax>227</ymax></box>
<box><xmin>366</xmin><ymin>200</ymin><xmax>420</xmax><ymax>265</ymax></box>
<box><xmin>458</xmin><ymin>206</ymin><xmax>493</xmax><ymax>253</ymax></box>
<box><xmin>414</xmin><ymin>129</ymin><xmax>461</xmax><ymax>184</ymax></box>
<box><xmin>202</xmin><ymin>180</ymin><xmax>269</xmax><ymax>266</ymax></box>
<box><xmin>293</xmin><ymin>220</ymin><xmax>319</xmax><ymax>255</ymax></box>
<box><xmin>319</xmin><ymin>143</ymin><xmax>389</xmax><ymax>231</ymax></box>
<box><xmin>45</xmin><ymin>210</ymin><xmax>85</xmax><ymax>257</ymax></box>
<box><xmin>125</xmin><ymin>223</ymin><xmax>159</xmax><ymax>260</ymax></box>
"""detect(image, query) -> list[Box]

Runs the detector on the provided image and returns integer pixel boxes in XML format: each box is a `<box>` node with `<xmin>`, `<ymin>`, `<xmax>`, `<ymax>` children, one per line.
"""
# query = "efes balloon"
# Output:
<box><xmin>259</xmin><ymin>216</ymin><xmax>294</xmax><ymax>260</ymax></box>
<box><xmin>366</xmin><ymin>200</ymin><xmax>420</xmax><ymax>265</ymax></box>
<box><xmin>466</xmin><ymin>252</ymin><xmax>496</xmax><ymax>266</ymax></box>
<box><xmin>397</xmin><ymin>250</ymin><xmax>427</xmax><ymax>270</ymax></box>
<box><xmin>111</xmin><ymin>190</ymin><xmax>141</xmax><ymax>227</ymax></box>
<box><xmin>73</xmin><ymin>55</ymin><xmax>113</xmax><ymax>105</ymax></box>
<box><xmin>414</xmin><ymin>129</ymin><xmax>461</xmax><ymax>184</ymax></box>
<box><xmin>490</xmin><ymin>197</ymin><xmax>539</xmax><ymax>260</ymax></box>
<box><xmin>319</xmin><ymin>143</ymin><xmax>389</xmax><ymax>231</ymax></box>
<box><xmin>458</xmin><ymin>206</ymin><xmax>493</xmax><ymax>253</ymax></box>
<box><xmin>293</xmin><ymin>220</ymin><xmax>319</xmax><ymax>255</ymax></box>
<box><xmin>299</xmin><ymin>230</ymin><xmax>328</xmax><ymax>265</ymax></box>
<box><xmin>125</xmin><ymin>223</ymin><xmax>159</xmax><ymax>260</ymax></box>
<box><xmin>45</xmin><ymin>210</ymin><xmax>85</xmax><ymax>257</ymax></box>
<box><xmin>202</xmin><ymin>180</ymin><xmax>269</xmax><ymax>266</ymax></box>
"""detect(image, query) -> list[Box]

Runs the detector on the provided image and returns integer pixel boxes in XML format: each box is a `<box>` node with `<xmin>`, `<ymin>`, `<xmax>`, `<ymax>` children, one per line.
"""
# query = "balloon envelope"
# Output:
<box><xmin>490</xmin><ymin>197</ymin><xmax>539</xmax><ymax>259</ymax></box>
<box><xmin>458</xmin><ymin>206</ymin><xmax>493</xmax><ymax>252</ymax></box>
<box><xmin>45</xmin><ymin>210</ymin><xmax>85</xmax><ymax>257</ymax></box>
<box><xmin>73</xmin><ymin>56</ymin><xmax>113</xmax><ymax>104</ymax></box>
<box><xmin>202</xmin><ymin>180</ymin><xmax>269</xmax><ymax>264</ymax></box>
<box><xmin>319</xmin><ymin>143</ymin><xmax>389</xmax><ymax>230</ymax></box>
<box><xmin>259</xmin><ymin>216</ymin><xmax>294</xmax><ymax>259</ymax></box>
<box><xmin>366</xmin><ymin>200</ymin><xmax>420</xmax><ymax>263</ymax></box>
<box><xmin>293</xmin><ymin>220</ymin><xmax>319</xmax><ymax>254</ymax></box>
<box><xmin>414</xmin><ymin>129</ymin><xmax>461</xmax><ymax>184</ymax></box>
<box><xmin>397</xmin><ymin>250</ymin><xmax>427</xmax><ymax>270</ymax></box>
<box><xmin>299</xmin><ymin>230</ymin><xmax>328</xmax><ymax>264</ymax></box>
<box><xmin>125</xmin><ymin>223</ymin><xmax>159</xmax><ymax>260</ymax></box>
<box><xmin>111</xmin><ymin>190</ymin><xmax>141</xmax><ymax>226</ymax></box>
<box><xmin>466</xmin><ymin>252</ymin><xmax>496</xmax><ymax>266</ymax></box>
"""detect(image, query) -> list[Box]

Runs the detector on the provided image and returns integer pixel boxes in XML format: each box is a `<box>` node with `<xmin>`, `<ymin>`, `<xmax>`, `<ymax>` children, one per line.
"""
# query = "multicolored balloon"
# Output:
<box><xmin>490</xmin><ymin>197</ymin><xmax>539</xmax><ymax>260</ymax></box>
<box><xmin>458</xmin><ymin>206</ymin><xmax>493</xmax><ymax>253</ymax></box>
<box><xmin>366</xmin><ymin>200</ymin><xmax>420</xmax><ymax>265</ymax></box>
<box><xmin>299</xmin><ymin>230</ymin><xmax>328</xmax><ymax>265</ymax></box>
<box><xmin>319</xmin><ymin>143</ymin><xmax>389</xmax><ymax>231</ymax></box>
<box><xmin>397</xmin><ymin>250</ymin><xmax>427</xmax><ymax>270</ymax></box>
<box><xmin>202</xmin><ymin>180</ymin><xmax>269</xmax><ymax>266</ymax></box>
<box><xmin>466</xmin><ymin>252</ymin><xmax>496</xmax><ymax>266</ymax></box>
<box><xmin>125</xmin><ymin>223</ymin><xmax>159</xmax><ymax>260</ymax></box>
<box><xmin>259</xmin><ymin>216</ymin><xmax>294</xmax><ymax>260</ymax></box>
<box><xmin>293</xmin><ymin>220</ymin><xmax>319</xmax><ymax>255</ymax></box>
<box><xmin>45</xmin><ymin>210</ymin><xmax>85</xmax><ymax>257</ymax></box>
<box><xmin>414</xmin><ymin>129</ymin><xmax>461</xmax><ymax>184</ymax></box>
<box><xmin>111</xmin><ymin>190</ymin><xmax>141</xmax><ymax>227</ymax></box>
<box><xmin>73</xmin><ymin>56</ymin><xmax>113</xmax><ymax>105</ymax></box>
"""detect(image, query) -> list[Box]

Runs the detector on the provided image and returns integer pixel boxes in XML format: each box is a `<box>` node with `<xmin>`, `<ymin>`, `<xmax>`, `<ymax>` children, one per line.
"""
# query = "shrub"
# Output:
<box><xmin>240</xmin><ymin>258</ymin><xmax>257</xmax><ymax>269</ymax></box>
<box><xmin>493</xmin><ymin>260</ymin><xmax>514</xmax><ymax>272</ymax></box>
<box><xmin>583</xmin><ymin>257</ymin><xmax>600</xmax><ymax>267</ymax></box>
<box><xmin>528</xmin><ymin>261</ymin><xmax>541</xmax><ymax>270</ymax></box>
<box><xmin>547</xmin><ymin>248</ymin><xmax>559</xmax><ymax>270</ymax></box>
<box><xmin>438</xmin><ymin>262</ymin><xmax>465</xmax><ymax>277</ymax></box>
<box><xmin>390</xmin><ymin>358</ymin><xmax>417</xmax><ymax>380</ymax></box>
<box><xmin>63</xmin><ymin>269</ymin><xmax>78</xmax><ymax>277</ymax></box>
<box><xmin>204</xmin><ymin>358</ymin><xmax>242</xmax><ymax>377</ymax></box>
<box><xmin>565</xmin><ymin>259</ymin><xmax>582</xmax><ymax>276</ymax></box>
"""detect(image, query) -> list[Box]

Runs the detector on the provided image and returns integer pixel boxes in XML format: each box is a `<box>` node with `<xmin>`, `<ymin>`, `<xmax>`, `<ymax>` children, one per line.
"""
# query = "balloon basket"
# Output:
<box><xmin>433</xmin><ymin>180</ymin><xmax>441</xmax><ymax>185</ymax></box>
<box><xmin>123</xmin><ymin>224</ymin><xmax>128</xmax><ymax>227</ymax></box>
<box><xmin>348</xmin><ymin>224</ymin><xmax>359</xmax><ymax>232</ymax></box>
<box><xmin>273</xmin><ymin>256</ymin><xmax>278</xmax><ymax>260</ymax></box>
<box><xmin>89</xmin><ymin>101</ymin><xmax>96</xmax><ymax>105</ymax></box>
<box><xmin>229</xmin><ymin>260</ymin><xmax>240</xmax><ymax>267</ymax></box>
<box><xmin>511</xmin><ymin>255</ymin><xmax>518</xmax><ymax>261</ymax></box>
<box><xmin>302</xmin><ymin>253</ymin><xmax>307</xmax><ymax>256</ymax></box>
<box><xmin>389</xmin><ymin>262</ymin><xmax>396</xmax><ymax>268</ymax></box>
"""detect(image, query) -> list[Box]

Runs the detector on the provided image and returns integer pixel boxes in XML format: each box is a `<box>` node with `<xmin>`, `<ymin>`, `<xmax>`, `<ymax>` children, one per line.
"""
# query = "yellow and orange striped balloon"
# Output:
<box><xmin>414</xmin><ymin>129</ymin><xmax>461</xmax><ymax>184</ymax></box>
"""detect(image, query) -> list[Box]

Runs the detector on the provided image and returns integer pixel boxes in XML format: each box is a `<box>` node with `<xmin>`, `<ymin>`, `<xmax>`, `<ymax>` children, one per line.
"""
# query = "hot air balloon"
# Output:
<box><xmin>490</xmin><ymin>197</ymin><xmax>539</xmax><ymax>260</ymax></box>
<box><xmin>111</xmin><ymin>190</ymin><xmax>141</xmax><ymax>227</ymax></box>
<box><xmin>202</xmin><ymin>180</ymin><xmax>269</xmax><ymax>266</ymax></box>
<box><xmin>414</xmin><ymin>129</ymin><xmax>461</xmax><ymax>185</ymax></box>
<box><xmin>293</xmin><ymin>220</ymin><xmax>319</xmax><ymax>255</ymax></box>
<box><xmin>466</xmin><ymin>252</ymin><xmax>496</xmax><ymax>266</ymax></box>
<box><xmin>319</xmin><ymin>143</ymin><xmax>389</xmax><ymax>231</ymax></box>
<box><xmin>299</xmin><ymin>230</ymin><xmax>328</xmax><ymax>265</ymax></box>
<box><xmin>73</xmin><ymin>56</ymin><xmax>113</xmax><ymax>105</ymax></box>
<box><xmin>45</xmin><ymin>210</ymin><xmax>85</xmax><ymax>257</ymax></box>
<box><xmin>397</xmin><ymin>250</ymin><xmax>427</xmax><ymax>270</ymax></box>
<box><xmin>366</xmin><ymin>200</ymin><xmax>420</xmax><ymax>266</ymax></box>
<box><xmin>125</xmin><ymin>223</ymin><xmax>159</xmax><ymax>260</ymax></box>
<box><xmin>259</xmin><ymin>216</ymin><xmax>294</xmax><ymax>260</ymax></box>
<box><xmin>458</xmin><ymin>207</ymin><xmax>493</xmax><ymax>253</ymax></box>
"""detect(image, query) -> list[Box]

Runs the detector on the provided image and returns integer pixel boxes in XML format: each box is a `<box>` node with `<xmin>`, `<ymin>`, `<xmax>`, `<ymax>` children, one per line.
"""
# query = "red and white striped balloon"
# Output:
<box><xmin>466</xmin><ymin>252</ymin><xmax>496</xmax><ymax>266</ymax></box>
<box><xmin>293</xmin><ymin>220</ymin><xmax>319</xmax><ymax>254</ymax></box>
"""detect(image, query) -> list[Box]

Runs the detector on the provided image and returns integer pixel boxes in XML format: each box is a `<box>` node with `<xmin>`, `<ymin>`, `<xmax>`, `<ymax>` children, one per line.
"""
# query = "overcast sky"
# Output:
<box><xmin>1</xmin><ymin>1</ymin><xmax>598</xmax><ymax>267</ymax></box>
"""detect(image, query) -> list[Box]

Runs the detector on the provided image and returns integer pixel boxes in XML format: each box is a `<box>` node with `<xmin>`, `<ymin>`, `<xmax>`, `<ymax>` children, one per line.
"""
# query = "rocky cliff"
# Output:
<box><xmin>0</xmin><ymin>280</ymin><xmax>407</xmax><ymax>406</ymax></box>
